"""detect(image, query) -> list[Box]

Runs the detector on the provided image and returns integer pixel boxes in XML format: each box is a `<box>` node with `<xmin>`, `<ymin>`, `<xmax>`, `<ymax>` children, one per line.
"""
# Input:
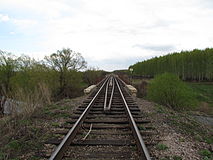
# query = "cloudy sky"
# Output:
<box><xmin>0</xmin><ymin>0</ymin><xmax>213</xmax><ymax>71</ymax></box>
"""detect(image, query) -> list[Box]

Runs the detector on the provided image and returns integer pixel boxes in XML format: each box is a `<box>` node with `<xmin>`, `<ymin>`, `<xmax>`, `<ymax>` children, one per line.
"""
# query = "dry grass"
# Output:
<box><xmin>0</xmin><ymin>83</ymin><xmax>52</xmax><ymax>133</ymax></box>
<box><xmin>0</xmin><ymin>83</ymin><xmax>52</xmax><ymax>159</ymax></box>
<box><xmin>0</xmin><ymin>82</ymin><xmax>51</xmax><ymax>135</ymax></box>
<box><xmin>0</xmin><ymin>94</ymin><xmax>85</xmax><ymax>159</ymax></box>
<box><xmin>10</xmin><ymin>82</ymin><xmax>51</xmax><ymax>116</ymax></box>
<box><xmin>197</xmin><ymin>102</ymin><xmax>213</xmax><ymax>115</ymax></box>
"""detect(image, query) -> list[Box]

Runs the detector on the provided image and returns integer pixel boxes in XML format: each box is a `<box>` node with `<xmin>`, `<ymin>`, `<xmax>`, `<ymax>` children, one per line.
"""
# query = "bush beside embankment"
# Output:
<box><xmin>147</xmin><ymin>73</ymin><xmax>197</xmax><ymax>110</ymax></box>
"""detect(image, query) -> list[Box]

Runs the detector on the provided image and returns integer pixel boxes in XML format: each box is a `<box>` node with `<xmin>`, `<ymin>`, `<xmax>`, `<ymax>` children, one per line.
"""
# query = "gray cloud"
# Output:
<box><xmin>198</xmin><ymin>0</ymin><xmax>213</xmax><ymax>9</ymax></box>
<box><xmin>141</xmin><ymin>20</ymin><xmax>172</xmax><ymax>29</ymax></box>
<box><xmin>132</xmin><ymin>44</ymin><xmax>176</xmax><ymax>52</ymax></box>
<box><xmin>1</xmin><ymin>0</ymin><xmax>213</xmax><ymax>71</ymax></box>
<box><xmin>87</xmin><ymin>56</ymin><xmax>146</xmax><ymax>71</ymax></box>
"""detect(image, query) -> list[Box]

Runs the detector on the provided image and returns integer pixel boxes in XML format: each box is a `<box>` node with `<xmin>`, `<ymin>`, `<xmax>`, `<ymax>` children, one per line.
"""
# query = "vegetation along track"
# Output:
<box><xmin>45</xmin><ymin>75</ymin><xmax>153</xmax><ymax>160</ymax></box>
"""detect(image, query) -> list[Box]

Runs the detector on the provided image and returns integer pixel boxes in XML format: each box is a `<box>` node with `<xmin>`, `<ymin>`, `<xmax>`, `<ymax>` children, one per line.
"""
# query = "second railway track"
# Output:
<box><xmin>46</xmin><ymin>75</ymin><xmax>153</xmax><ymax>160</ymax></box>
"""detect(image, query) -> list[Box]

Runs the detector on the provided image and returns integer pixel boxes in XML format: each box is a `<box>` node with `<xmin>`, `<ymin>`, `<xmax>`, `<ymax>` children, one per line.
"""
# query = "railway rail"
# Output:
<box><xmin>46</xmin><ymin>75</ymin><xmax>153</xmax><ymax>160</ymax></box>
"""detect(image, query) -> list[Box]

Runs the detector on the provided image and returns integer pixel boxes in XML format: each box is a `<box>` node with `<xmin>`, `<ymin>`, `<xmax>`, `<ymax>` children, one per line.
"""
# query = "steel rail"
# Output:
<box><xmin>49</xmin><ymin>77</ymin><xmax>109</xmax><ymax>160</ymax></box>
<box><xmin>103</xmin><ymin>78</ymin><xmax>110</xmax><ymax>111</ymax></box>
<box><xmin>109</xmin><ymin>76</ymin><xmax>113</xmax><ymax>86</ymax></box>
<box><xmin>107</xmin><ymin>76</ymin><xmax>115</xmax><ymax>110</ymax></box>
<box><xmin>115</xmin><ymin>78</ymin><xmax>151</xmax><ymax>160</ymax></box>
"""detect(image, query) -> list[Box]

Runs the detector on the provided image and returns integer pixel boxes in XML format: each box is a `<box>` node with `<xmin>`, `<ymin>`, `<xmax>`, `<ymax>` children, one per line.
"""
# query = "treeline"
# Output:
<box><xmin>0</xmin><ymin>48</ymin><xmax>105</xmax><ymax>101</ymax></box>
<box><xmin>130</xmin><ymin>48</ymin><xmax>213</xmax><ymax>81</ymax></box>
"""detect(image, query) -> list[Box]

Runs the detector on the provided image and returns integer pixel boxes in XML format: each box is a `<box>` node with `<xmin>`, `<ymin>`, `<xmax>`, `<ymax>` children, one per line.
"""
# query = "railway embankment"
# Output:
<box><xmin>136</xmin><ymin>98</ymin><xmax>212</xmax><ymax>160</ymax></box>
<box><xmin>0</xmin><ymin>76</ymin><xmax>212</xmax><ymax>160</ymax></box>
<box><xmin>0</xmin><ymin>96</ymin><xmax>86</xmax><ymax>159</ymax></box>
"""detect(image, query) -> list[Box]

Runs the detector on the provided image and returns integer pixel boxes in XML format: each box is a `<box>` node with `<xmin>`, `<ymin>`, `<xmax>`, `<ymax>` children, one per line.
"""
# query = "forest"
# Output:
<box><xmin>0</xmin><ymin>48</ymin><xmax>105</xmax><ymax>103</ymax></box>
<box><xmin>129</xmin><ymin>48</ymin><xmax>213</xmax><ymax>81</ymax></box>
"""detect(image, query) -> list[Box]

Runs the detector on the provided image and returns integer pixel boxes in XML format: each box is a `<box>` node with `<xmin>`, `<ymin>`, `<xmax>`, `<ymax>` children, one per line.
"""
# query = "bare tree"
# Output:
<box><xmin>45</xmin><ymin>48</ymin><xmax>87</xmax><ymax>95</ymax></box>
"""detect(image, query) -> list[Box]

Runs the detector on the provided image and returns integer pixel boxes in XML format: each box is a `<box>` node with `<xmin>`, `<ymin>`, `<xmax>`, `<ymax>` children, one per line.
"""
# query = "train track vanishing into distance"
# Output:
<box><xmin>46</xmin><ymin>75</ymin><xmax>153</xmax><ymax>160</ymax></box>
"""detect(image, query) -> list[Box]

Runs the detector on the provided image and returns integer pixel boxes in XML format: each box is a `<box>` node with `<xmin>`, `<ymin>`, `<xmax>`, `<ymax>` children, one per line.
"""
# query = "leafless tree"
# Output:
<box><xmin>45</xmin><ymin>48</ymin><xmax>87</xmax><ymax>94</ymax></box>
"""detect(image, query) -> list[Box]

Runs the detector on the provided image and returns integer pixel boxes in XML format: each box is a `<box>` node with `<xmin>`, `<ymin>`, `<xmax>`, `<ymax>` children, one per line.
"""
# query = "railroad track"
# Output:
<box><xmin>45</xmin><ymin>75</ymin><xmax>154</xmax><ymax>160</ymax></box>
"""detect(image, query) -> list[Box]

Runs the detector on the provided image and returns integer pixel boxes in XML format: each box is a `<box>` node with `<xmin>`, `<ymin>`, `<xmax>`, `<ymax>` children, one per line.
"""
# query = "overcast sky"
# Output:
<box><xmin>0</xmin><ymin>0</ymin><xmax>213</xmax><ymax>71</ymax></box>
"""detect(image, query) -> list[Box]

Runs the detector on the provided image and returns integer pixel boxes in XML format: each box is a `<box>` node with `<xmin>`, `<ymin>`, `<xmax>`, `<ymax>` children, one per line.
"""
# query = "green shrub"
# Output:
<box><xmin>147</xmin><ymin>73</ymin><xmax>197</xmax><ymax>110</ymax></box>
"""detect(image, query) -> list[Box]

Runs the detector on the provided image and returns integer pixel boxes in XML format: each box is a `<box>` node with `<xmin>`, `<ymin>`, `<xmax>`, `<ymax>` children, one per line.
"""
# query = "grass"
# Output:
<box><xmin>173</xmin><ymin>156</ymin><xmax>182</xmax><ymax>160</ymax></box>
<box><xmin>146</xmin><ymin>83</ymin><xmax>213</xmax><ymax>145</ymax></box>
<box><xmin>168</xmin><ymin>113</ymin><xmax>213</xmax><ymax>148</ymax></box>
<box><xmin>18</xmin><ymin>119</ymin><xmax>31</xmax><ymax>125</ymax></box>
<box><xmin>160</xmin><ymin>156</ymin><xmax>182</xmax><ymax>160</ymax></box>
<box><xmin>187</xmin><ymin>83</ymin><xmax>213</xmax><ymax>104</ymax></box>
<box><xmin>0</xmin><ymin>97</ymin><xmax>80</xmax><ymax>159</ymax></box>
<box><xmin>204</xmin><ymin>136</ymin><xmax>213</xmax><ymax>144</ymax></box>
<box><xmin>132</xmin><ymin>79</ymin><xmax>213</xmax><ymax>114</ymax></box>
<box><xmin>138</xmin><ymin>125</ymin><xmax>146</xmax><ymax>130</ymax></box>
<box><xmin>156</xmin><ymin>105</ymin><xmax>170</xmax><ymax>114</ymax></box>
<box><xmin>187</xmin><ymin>83</ymin><xmax>213</xmax><ymax>115</ymax></box>
<box><xmin>179</xmin><ymin>137</ymin><xmax>185</xmax><ymax>142</ymax></box>
<box><xmin>156</xmin><ymin>143</ymin><xmax>169</xmax><ymax>150</ymax></box>
<box><xmin>132</xmin><ymin>78</ymin><xmax>213</xmax><ymax>104</ymax></box>
<box><xmin>0</xmin><ymin>152</ymin><xmax>6</xmax><ymax>159</ymax></box>
<box><xmin>160</xmin><ymin>158</ymin><xmax>170</xmax><ymax>160</ymax></box>
<box><xmin>51</xmin><ymin>122</ymin><xmax>60</xmax><ymax>127</ymax></box>
<box><xmin>169</xmin><ymin>115</ymin><xmax>205</xmax><ymax>136</ymax></box>
<box><xmin>199</xmin><ymin>149</ymin><xmax>213</xmax><ymax>159</ymax></box>
<box><xmin>130</xmin><ymin>146</ymin><xmax>137</xmax><ymax>151</ymax></box>
<box><xmin>6</xmin><ymin>140</ymin><xmax>23</xmax><ymax>150</ymax></box>
<box><xmin>0</xmin><ymin>132</ymin><xmax>45</xmax><ymax>159</ymax></box>
<box><xmin>42</xmin><ymin>104</ymin><xmax>71</xmax><ymax>119</ymax></box>
<box><xmin>152</xmin><ymin>104</ymin><xmax>212</xmax><ymax>145</ymax></box>
<box><xmin>60</xmin><ymin>105</ymin><xmax>71</xmax><ymax>110</ymax></box>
